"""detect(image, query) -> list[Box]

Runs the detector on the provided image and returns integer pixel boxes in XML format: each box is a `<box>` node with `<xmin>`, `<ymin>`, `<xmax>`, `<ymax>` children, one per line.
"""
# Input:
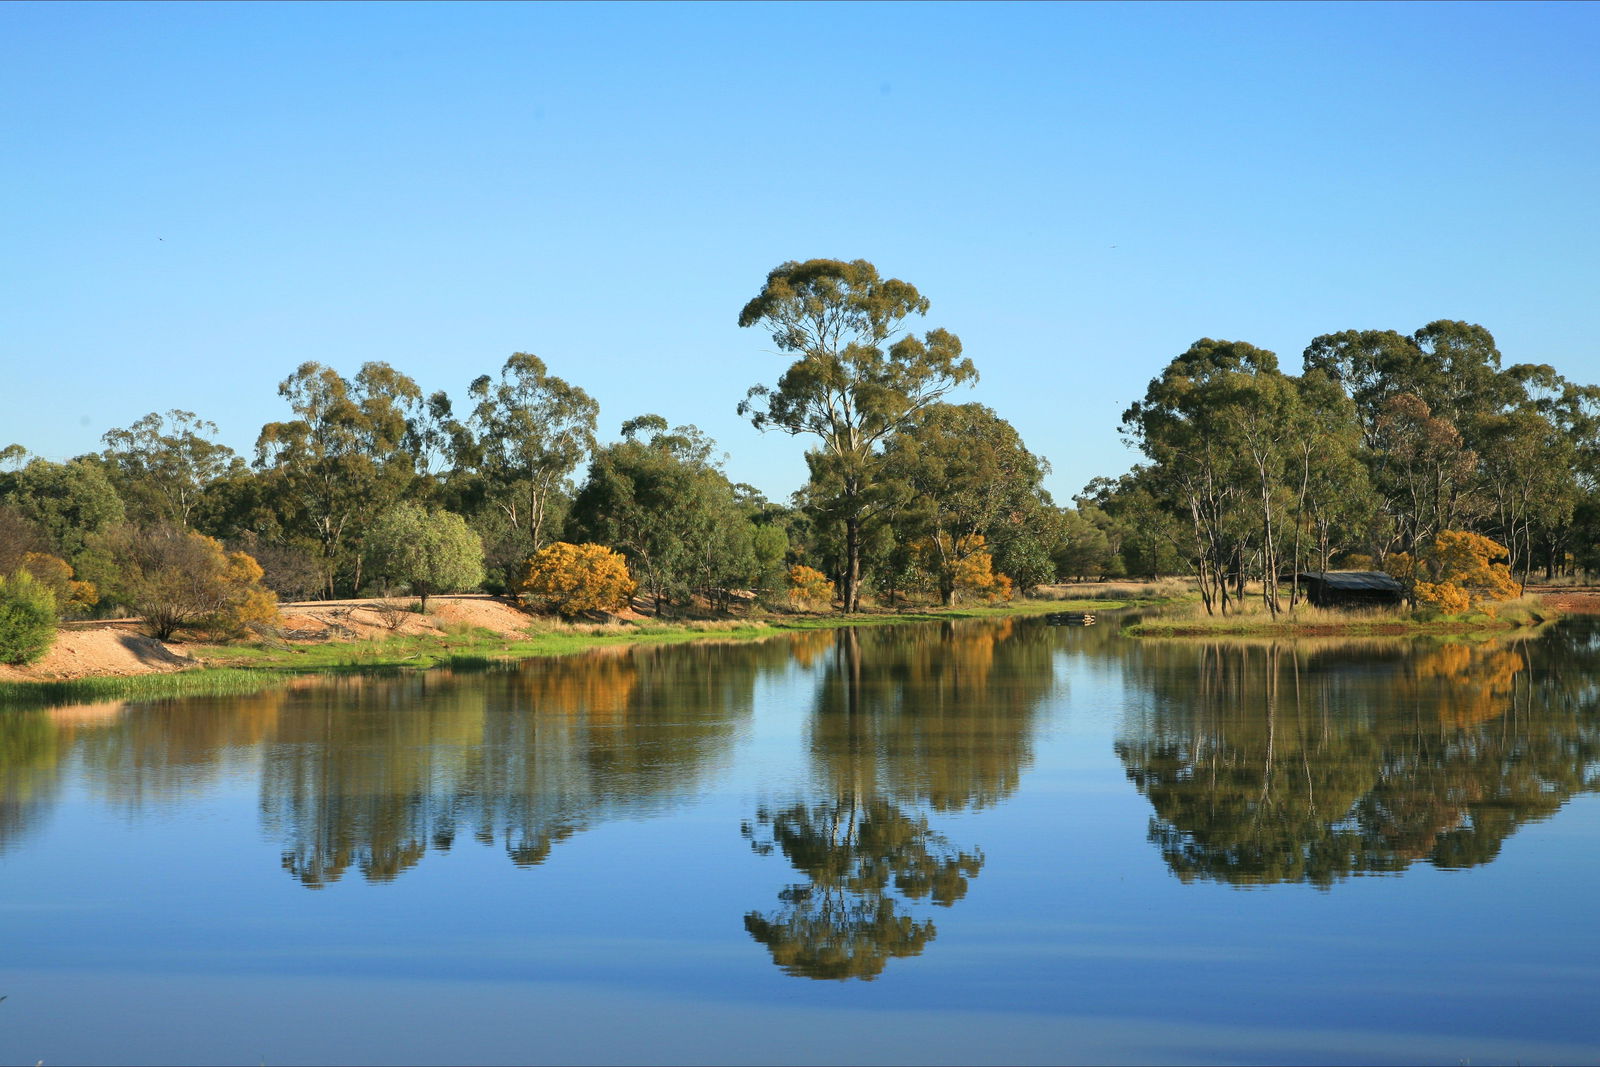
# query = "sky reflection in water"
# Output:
<box><xmin>1</xmin><ymin>617</ymin><xmax>1597</xmax><ymax>1065</ymax></box>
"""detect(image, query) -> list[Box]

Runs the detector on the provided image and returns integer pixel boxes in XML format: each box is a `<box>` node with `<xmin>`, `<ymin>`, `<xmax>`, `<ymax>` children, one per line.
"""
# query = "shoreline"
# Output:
<box><xmin>0</xmin><ymin>593</ymin><xmax>1137</xmax><ymax>708</ymax></box>
<box><xmin>7</xmin><ymin>583</ymin><xmax>1594</xmax><ymax>707</ymax></box>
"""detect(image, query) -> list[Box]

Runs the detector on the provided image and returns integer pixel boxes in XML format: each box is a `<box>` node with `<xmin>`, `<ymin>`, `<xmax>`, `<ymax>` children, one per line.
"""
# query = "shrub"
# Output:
<box><xmin>519</xmin><ymin>542</ymin><xmax>636</xmax><ymax>618</ymax></box>
<box><xmin>0</xmin><ymin>569</ymin><xmax>58</xmax><ymax>665</ymax></box>
<box><xmin>787</xmin><ymin>565</ymin><xmax>835</xmax><ymax>611</ymax></box>
<box><xmin>19</xmin><ymin>552</ymin><xmax>96</xmax><ymax>616</ymax></box>
<box><xmin>1386</xmin><ymin>530</ymin><xmax>1519</xmax><ymax>616</ymax></box>
<box><xmin>913</xmin><ymin>533</ymin><xmax>1013</xmax><ymax>604</ymax></box>
<box><xmin>88</xmin><ymin>523</ymin><xmax>280</xmax><ymax>640</ymax></box>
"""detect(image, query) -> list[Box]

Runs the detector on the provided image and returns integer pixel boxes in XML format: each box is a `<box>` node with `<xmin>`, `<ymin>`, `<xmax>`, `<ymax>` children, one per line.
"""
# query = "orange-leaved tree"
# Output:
<box><xmin>518</xmin><ymin>542</ymin><xmax>636</xmax><ymax>617</ymax></box>
<box><xmin>913</xmin><ymin>533</ymin><xmax>1012</xmax><ymax>604</ymax></box>
<box><xmin>1385</xmin><ymin>530</ymin><xmax>1519</xmax><ymax>615</ymax></box>
<box><xmin>786</xmin><ymin>565</ymin><xmax>835</xmax><ymax>611</ymax></box>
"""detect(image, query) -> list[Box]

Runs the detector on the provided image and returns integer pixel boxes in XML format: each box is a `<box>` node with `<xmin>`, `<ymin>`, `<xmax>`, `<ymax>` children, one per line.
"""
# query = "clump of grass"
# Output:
<box><xmin>0</xmin><ymin>668</ymin><xmax>286</xmax><ymax>709</ymax></box>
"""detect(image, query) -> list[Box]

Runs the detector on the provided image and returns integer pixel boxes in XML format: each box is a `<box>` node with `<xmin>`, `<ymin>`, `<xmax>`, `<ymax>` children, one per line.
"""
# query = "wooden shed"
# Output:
<box><xmin>1295</xmin><ymin>571</ymin><xmax>1403</xmax><ymax>608</ymax></box>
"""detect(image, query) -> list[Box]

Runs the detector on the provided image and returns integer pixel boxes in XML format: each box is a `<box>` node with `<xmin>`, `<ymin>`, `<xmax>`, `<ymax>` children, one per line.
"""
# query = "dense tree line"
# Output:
<box><xmin>0</xmin><ymin>259</ymin><xmax>1081</xmax><ymax>638</ymax></box>
<box><xmin>5</xmin><ymin>259</ymin><xmax>1592</xmax><ymax>642</ymax></box>
<box><xmin>1097</xmin><ymin>321</ymin><xmax>1600</xmax><ymax>612</ymax></box>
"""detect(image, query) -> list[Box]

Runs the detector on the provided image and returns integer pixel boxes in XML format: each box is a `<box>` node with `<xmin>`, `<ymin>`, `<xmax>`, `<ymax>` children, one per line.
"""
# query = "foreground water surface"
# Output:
<box><xmin>1</xmin><ymin>614</ymin><xmax>1597</xmax><ymax>1065</ymax></box>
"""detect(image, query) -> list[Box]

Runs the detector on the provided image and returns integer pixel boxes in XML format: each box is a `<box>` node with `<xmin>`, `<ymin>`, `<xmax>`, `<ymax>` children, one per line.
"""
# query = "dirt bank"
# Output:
<box><xmin>1526</xmin><ymin>587</ymin><xmax>1600</xmax><ymax>614</ymax></box>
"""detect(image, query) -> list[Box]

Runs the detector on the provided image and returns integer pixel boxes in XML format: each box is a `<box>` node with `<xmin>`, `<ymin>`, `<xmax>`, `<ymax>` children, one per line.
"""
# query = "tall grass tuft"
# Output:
<box><xmin>0</xmin><ymin>668</ymin><xmax>286</xmax><ymax>709</ymax></box>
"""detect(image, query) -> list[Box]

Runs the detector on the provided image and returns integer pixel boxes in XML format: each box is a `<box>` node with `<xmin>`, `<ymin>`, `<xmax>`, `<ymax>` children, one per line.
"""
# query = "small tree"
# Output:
<box><xmin>519</xmin><ymin>542</ymin><xmax>636</xmax><ymax>618</ymax></box>
<box><xmin>363</xmin><ymin>503</ymin><xmax>486</xmax><ymax>610</ymax></box>
<box><xmin>0</xmin><ymin>569</ymin><xmax>57</xmax><ymax>665</ymax></box>
<box><xmin>751</xmin><ymin>524</ymin><xmax>790</xmax><ymax>601</ymax></box>
<box><xmin>786</xmin><ymin>565</ymin><xmax>835</xmax><ymax>611</ymax></box>
<box><xmin>88</xmin><ymin>524</ymin><xmax>280</xmax><ymax>640</ymax></box>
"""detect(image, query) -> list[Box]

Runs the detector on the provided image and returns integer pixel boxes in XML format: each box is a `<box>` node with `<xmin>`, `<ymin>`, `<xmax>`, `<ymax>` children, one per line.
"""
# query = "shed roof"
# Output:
<box><xmin>1297</xmin><ymin>570</ymin><xmax>1402</xmax><ymax>592</ymax></box>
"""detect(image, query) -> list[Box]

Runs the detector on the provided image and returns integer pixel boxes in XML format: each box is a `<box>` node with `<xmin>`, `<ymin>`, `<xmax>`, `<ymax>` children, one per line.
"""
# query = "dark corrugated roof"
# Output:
<box><xmin>1297</xmin><ymin>571</ymin><xmax>1402</xmax><ymax>591</ymax></box>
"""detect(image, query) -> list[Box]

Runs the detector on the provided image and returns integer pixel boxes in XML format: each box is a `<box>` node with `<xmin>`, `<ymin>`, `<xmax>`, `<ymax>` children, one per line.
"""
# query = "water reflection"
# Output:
<box><xmin>743</xmin><ymin>621</ymin><xmax>1055</xmax><ymax>979</ymax></box>
<box><xmin>4</xmin><ymin>618</ymin><xmax>1596</xmax><ymax>909</ymax></box>
<box><xmin>0</xmin><ymin>709</ymin><xmax>67</xmax><ymax>855</ymax></box>
<box><xmin>1116</xmin><ymin>629</ymin><xmax>1600</xmax><ymax>888</ymax></box>
<box><xmin>263</xmin><ymin>640</ymin><xmax>792</xmax><ymax>886</ymax></box>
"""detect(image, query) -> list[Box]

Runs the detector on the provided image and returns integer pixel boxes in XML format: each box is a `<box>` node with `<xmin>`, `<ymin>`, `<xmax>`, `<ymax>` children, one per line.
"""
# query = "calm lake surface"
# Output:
<box><xmin>2</xmin><ymin>615</ymin><xmax>1598</xmax><ymax>1066</ymax></box>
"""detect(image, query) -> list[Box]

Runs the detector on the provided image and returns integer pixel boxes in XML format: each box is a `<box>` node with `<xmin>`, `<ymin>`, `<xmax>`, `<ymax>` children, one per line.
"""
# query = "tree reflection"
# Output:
<box><xmin>259</xmin><ymin>639</ymin><xmax>788</xmax><ymax>887</ymax></box>
<box><xmin>262</xmin><ymin>674</ymin><xmax>482</xmax><ymax>887</ymax></box>
<box><xmin>744</xmin><ymin>621</ymin><xmax>1053</xmax><ymax>979</ymax></box>
<box><xmin>0</xmin><ymin>710</ymin><xmax>65</xmax><ymax>855</ymax></box>
<box><xmin>1117</xmin><ymin>630</ymin><xmax>1600</xmax><ymax>887</ymax></box>
<box><xmin>742</xmin><ymin>798</ymin><xmax>979</xmax><ymax>980</ymax></box>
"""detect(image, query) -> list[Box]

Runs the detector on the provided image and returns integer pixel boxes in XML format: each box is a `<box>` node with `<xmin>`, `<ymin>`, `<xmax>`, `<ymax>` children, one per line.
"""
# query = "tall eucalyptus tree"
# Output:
<box><xmin>738</xmin><ymin>259</ymin><xmax>976</xmax><ymax>612</ymax></box>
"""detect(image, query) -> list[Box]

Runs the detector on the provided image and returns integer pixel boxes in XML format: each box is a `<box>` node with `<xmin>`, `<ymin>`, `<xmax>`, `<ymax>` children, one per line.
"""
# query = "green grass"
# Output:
<box><xmin>1125</xmin><ymin>594</ymin><xmax>1557</xmax><ymax>638</ymax></box>
<box><xmin>0</xmin><ymin>668</ymin><xmax>286</xmax><ymax>709</ymax></box>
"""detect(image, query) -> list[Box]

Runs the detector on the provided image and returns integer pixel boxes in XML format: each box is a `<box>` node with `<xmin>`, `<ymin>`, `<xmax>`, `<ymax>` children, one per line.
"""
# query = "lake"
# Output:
<box><xmin>1</xmin><ymin>615</ymin><xmax>1597</xmax><ymax>1065</ymax></box>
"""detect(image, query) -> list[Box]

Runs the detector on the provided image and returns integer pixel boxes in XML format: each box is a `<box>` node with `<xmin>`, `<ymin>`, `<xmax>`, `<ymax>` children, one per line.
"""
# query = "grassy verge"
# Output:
<box><xmin>0</xmin><ymin>592</ymin><xmax>1165</xmax><ymax>708</ymax></box>
<box><xmin>0</xmin><ymin>668</ymin><xmax>287</xmax><ymax>710</ymax></box>
<box><xmin>1125</xmin><ymin>595</ymin><xmax>1557</xmax><ymax>637</ymax></box>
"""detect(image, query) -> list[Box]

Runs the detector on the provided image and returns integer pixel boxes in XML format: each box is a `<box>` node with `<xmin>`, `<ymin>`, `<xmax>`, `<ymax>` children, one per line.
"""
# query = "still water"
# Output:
<box><xmin>1</xmin><ymin>616</ymin><xmax>1597</xmax><ymax>1065</ymax></box>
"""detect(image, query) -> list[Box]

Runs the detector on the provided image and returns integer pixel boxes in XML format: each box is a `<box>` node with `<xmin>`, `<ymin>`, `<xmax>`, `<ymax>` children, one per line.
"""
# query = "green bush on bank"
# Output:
<box><xmin>0</xmin><ymin>570</ymin><xmax>58</xmax><ymax>665</ymax></box>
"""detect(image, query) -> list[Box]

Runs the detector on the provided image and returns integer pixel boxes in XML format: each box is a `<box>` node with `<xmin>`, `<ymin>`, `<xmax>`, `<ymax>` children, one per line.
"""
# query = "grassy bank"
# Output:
<box><xmin>1125</xmin><ymin>595</ymin><xmax>1556</xmax><ymax>638</ymax></box>
<box><xmin>0</xmin><ymin>590</ymin><xmax>1162</xmax><ymax>707</ymax></box>
<box><xmin>0</xmin><ymin>668</ymin><xmax>288</xmax><ymax>710</ymax></box>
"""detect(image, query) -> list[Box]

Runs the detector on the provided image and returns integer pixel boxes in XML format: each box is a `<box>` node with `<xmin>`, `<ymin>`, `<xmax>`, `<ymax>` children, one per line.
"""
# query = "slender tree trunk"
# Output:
<box><xmin>843</xmin><ymin>512</ymin><xmax>862</xmax><ymax>613</ymax></box>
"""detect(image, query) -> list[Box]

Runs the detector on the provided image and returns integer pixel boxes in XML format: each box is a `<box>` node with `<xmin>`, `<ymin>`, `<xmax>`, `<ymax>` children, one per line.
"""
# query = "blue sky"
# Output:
<box><xmin>4</xmin><ymin>1</ymin><xmax>1597</xmax><ymax>504</ymax></box>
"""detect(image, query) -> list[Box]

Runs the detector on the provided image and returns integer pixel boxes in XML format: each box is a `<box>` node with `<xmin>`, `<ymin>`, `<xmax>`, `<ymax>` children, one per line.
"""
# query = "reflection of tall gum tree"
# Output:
<box><xmin>737</xmin><ymin>259</ymin><xmax>976</xmax><ymax>613</ymax></box>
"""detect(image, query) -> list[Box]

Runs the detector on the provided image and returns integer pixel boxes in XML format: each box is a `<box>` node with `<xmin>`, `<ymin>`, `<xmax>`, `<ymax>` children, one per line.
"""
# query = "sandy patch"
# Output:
<box><xmin>1</xmin><ymin>595</ymin><xmax>544</xmax><ymax>684</ymax></box>
<box><xmin>426</xmin><ymin>595</ymin><xmax>543</xmax><ymax>635</ymax></box>
<box><xmin>275</xmin><ymin>594</ymin><xmax>537</xmax><ymax>640</ymax></box>
<box><xmin>0</xmin><ymin>627</ymin><xmax>196</xmax><ymax>682</ymax></box>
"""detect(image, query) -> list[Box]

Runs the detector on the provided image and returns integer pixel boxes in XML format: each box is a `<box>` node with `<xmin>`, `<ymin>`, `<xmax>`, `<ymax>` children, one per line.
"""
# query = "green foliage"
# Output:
<box><xmin>751</xmin><ymin>524</ymin><xmax>790</xmax><ymax>598</ymax></box>
<box><xmin>879</xmin><ymin>403</ymin><xmax>1054</xmax><ymax>602</ymax></box>
<box><xmin>567</xmin><ymin>417</ymin><xmax>755</xmax><ymax>615</ymax></box>
<box><xmin>1053</xmin><ymin>508</ymin><xmax>1114</xmax><ymax>581</ymax></box>
<box><xmin>17</xmin><ymin>553</ymin><xmax>95</xmax><ymax>617</ymax></box>
<box><xmin>254</xmin><ymin>362</ymin><xmax>423</xmax><ymax>596</ymax></box>
<box><xmin>0</xmin><ymin>569</ymin><xmax>57</xmax><ymax>666</ymax></box>
<box><xmin>0</xmin><ymin>504</ymin><xmax>46</xmax><ymax>578</ymax></box>
<box><xmin>0</xmin><ymin>456</ymin><xmax>126</xmax><ymax>562</ymax></box>
<box><xmin>464</xmin><ymin>353</ymin><xmax>598</xmax><ymax>555</ymax></box>
<box><xmin>363</xmin><ymin>503</ymin><xmax>486</xmax><ymax>609</ymax></box>
<box><xmin>101</xmin><ymin>410</ymin><xmax>242</xmax><ymax>527</ymax></box>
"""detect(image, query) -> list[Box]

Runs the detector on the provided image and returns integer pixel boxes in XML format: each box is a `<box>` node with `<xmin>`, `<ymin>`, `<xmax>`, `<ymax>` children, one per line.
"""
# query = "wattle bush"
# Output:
<box><xmin>519</xmin><ymin>542</ymin><xmax>636</xmax><ymax>618</ymax></box>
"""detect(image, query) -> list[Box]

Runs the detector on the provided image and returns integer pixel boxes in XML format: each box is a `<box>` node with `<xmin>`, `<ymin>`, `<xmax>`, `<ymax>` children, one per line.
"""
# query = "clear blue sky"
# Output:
<box><xmin>4</xmin><ymin>1</ymin><xmax>1597</xmax><ymax>505</ymax></box>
